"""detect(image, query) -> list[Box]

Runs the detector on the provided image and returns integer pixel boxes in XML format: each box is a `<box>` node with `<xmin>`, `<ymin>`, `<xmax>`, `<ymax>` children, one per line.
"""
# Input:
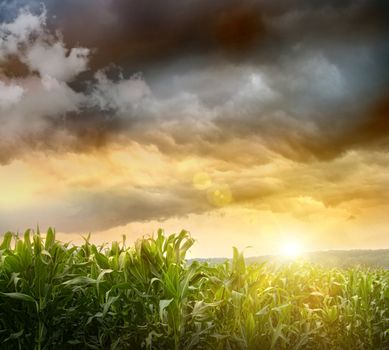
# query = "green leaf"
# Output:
<box><xmin>62</xmin><ymin>276</ymin><xmax>97</xmax><ymax>286</ymax></box>
<box><xmin>0</xmin><ymin>232</ymin><xmax>13</xmax><ymax>250</ymax></box>
<box><xmin>0</xmin><ymin>292</ymin><xmax>36</xmax><ymax>303</ymax></box>
<box><xmin>45</xmin><ymin>227</ymin><xmax>55</xmax><ymax>249</ymax></box>
<box><xmin>159</xmin><ymin>298</ymin><xmax>173</xmax><ymax>322</ymax></box>
<box><xmin>4</xmin><ymin>329</ymin><xmax>24</xmax><ymax>342</ymax></box>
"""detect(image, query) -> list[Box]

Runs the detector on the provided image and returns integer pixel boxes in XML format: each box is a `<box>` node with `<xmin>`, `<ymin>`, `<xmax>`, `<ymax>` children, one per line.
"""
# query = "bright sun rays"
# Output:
<box><xmin>279</xmin><ymin>239</ymin><xmax>303</xmax><ymax>258</ymax></box>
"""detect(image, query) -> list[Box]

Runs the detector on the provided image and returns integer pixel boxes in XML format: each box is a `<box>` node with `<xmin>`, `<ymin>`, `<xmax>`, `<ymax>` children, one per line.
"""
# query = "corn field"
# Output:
<box><xmin>0</xmin><ymin>229</ymin><xmax>388</xmax><ymax>349</ymax></box>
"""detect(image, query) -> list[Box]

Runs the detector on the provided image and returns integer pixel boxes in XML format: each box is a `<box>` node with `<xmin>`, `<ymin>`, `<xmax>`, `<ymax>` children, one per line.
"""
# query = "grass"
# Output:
<box><xmin>0</xmin><ymin>228</ymin><xmax>388</xmax><ymax>349</ymax></box>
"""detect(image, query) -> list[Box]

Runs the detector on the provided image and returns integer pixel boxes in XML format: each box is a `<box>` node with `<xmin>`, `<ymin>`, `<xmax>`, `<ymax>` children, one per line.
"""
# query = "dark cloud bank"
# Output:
<box><xmin>0</xmin><ymin>0</ymin><xmax>388</xmax><ymax>164</ymax></box>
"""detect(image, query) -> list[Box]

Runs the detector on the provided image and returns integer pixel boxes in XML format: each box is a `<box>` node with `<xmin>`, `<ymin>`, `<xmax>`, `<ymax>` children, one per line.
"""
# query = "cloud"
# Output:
<box><xmin>0</xmin><ymin>81</ymin><xmax>24</xmax><ymax>109</ymax></box>
<box><xmin>2</xmin><ymin>144</ymin><xmax>389</xmax><ymax>236</ymax></box>
<box><xmin>0</xmin><ymin>8</ymin><xmax>90</xmax><ymax>82</ymax></box>
<box><xmin>0</xmin><ymin>184</ymin><xmax>213</xmax><ymax>233</ymax></box>
<box><xmin>0</xmin><ymin>8</ymin><xmax>44</xmax><ymax>58</ymax></box>
<box><xmin>89</xmin><ymin>71</ymin><xmax>151</xmax><ymax>113</ymax></box>
<box><xmin>0</xmin><ymin>1</ymin><xmax>388</xmax><ymax>235</ymax></box>
<box><xmin>25</xmin><ymin>42</ymin><xmax>89</xmax><ymax>82</ymax></box>
<box><xmin>0</xmin><ymin>9</ymin><xmax>154</xmax><ymax>164</ymax></box>
<box><xmin>37</xmin><ymin>0</ymin><xmax>387</xmax><ymax>72</ymax></box>
<box><xmin>1</xmin><ymin>4</ymin><xmax>388</xmax><ymax>166</ymax></box>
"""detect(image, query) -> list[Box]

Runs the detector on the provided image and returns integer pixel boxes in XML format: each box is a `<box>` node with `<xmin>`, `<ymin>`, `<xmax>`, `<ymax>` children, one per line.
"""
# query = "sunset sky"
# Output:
<box><xmin>0</xmin><ymin>0</ymin><xmax>388</xmax><ymax>257</ymax></box>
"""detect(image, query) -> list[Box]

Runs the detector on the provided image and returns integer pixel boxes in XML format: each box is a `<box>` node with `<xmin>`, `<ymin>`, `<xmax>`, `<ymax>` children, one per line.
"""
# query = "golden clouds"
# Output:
<box><xmin>1</xmin><ymin>140</ymin><xmax>389</xmax><ymax>255</ymax></box>
<box><xmin>193</xmin><ymin>172</ymin><xmax>212</xmax><ymax>190</ymax></box>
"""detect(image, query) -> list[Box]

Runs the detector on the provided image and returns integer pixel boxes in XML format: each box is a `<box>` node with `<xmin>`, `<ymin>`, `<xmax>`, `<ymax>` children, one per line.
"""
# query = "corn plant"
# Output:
<box><xmin>0</xmin><ymin>228</ymin><xmax>388</xmax><ymax>349</ymax></box>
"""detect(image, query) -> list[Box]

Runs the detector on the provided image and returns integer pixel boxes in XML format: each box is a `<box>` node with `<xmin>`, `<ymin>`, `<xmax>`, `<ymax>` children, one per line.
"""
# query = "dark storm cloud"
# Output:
<box><xmin>4</xmin><ymin>0</ymin><xmax>387</xmax><ymax>71</ymax></box>
<box><xmin>48</xmin><ymin>0</ymin><xmax>388</xmax><ymax>70</ymax></box>
<box><xmin>0</xmin><ymin>0</ymin><xmax>388</xmax><ymax>165</ymax></box>
<box><xmin>0</xmin><ymin>185</ymin><xmax>214</xmax><ymax>233</ymax></box>
<box><xmin>65</xmin><ymin>186</ymin><xmax>212</xmax><ymax>232</ymax></box>
<box><xmin>49</xmin><ymin>0</ymin><xmax>267</xmax><ymax>71</ymax></box>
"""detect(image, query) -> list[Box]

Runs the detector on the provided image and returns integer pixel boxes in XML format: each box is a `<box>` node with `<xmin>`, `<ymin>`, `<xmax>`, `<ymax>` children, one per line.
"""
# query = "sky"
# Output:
<box><xmin>0</xmin><ymin>0</ymin><xmax>388</xmax><ymax>257</ymax></box>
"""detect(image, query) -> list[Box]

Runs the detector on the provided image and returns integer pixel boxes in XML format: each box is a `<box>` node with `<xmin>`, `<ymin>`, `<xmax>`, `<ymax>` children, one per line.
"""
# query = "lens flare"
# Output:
<box><xmin>207</xmin><ymin>184</ymin><xmax>232</xmax><ymax>207</ymax></box>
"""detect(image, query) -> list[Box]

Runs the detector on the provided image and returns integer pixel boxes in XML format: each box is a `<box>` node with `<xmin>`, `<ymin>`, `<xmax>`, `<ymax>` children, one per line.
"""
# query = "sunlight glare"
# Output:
<box><xmin>280</xmin><ymin>240</ymin><xmax>303</xmax><ymax>258</ymax></box>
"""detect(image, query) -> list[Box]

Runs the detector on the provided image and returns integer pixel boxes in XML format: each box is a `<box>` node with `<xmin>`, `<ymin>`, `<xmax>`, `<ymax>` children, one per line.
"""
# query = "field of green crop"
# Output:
<box><xmin>0</xmin><ymin>229</ymin><xmax>388</xmax><ymax>349</ymax></box>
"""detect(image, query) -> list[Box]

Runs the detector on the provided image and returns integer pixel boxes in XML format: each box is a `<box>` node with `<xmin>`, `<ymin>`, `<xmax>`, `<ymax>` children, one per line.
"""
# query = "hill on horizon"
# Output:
<box><xmin>192</xmin><ymin>249</ymin><xmax>389</xmax><ymax>269</ymax></box>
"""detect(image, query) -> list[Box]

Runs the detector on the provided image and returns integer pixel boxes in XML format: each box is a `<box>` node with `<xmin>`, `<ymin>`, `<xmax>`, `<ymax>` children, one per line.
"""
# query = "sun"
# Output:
<box><xmin>280</xmin><ymin>240</ymin><xmax>303</xmax><ymax>258</ymax></box>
